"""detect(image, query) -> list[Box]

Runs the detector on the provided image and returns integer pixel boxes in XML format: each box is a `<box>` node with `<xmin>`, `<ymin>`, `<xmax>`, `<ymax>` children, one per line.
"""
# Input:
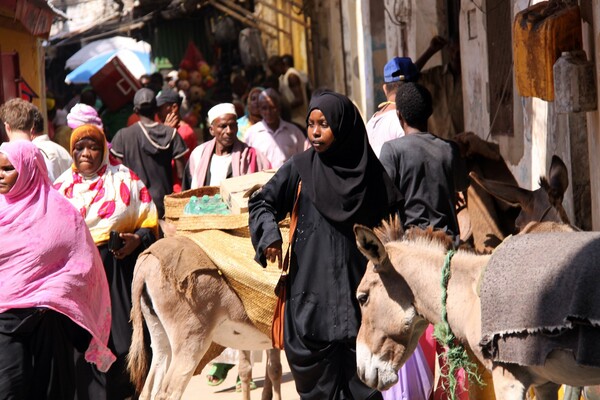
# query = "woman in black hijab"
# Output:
<box><xmin>249</xmin><ymin>91</ymin><xmax>403</xmax><ymax>400</ymax></box>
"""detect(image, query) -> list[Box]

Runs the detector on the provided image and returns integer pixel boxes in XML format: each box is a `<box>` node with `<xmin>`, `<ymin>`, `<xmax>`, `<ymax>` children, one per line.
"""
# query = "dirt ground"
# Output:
<box><xmin>181</xmin><ymin>351</ymin><xmax>300</xmax><ymax>400</ymax></box>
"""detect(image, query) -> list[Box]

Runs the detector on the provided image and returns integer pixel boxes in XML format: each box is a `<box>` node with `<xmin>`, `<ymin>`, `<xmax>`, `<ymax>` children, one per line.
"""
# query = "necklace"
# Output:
<box><xmin>377</xmin><ymin>101</ymin><xmax>395</xmax><ymax>110</ymax></box>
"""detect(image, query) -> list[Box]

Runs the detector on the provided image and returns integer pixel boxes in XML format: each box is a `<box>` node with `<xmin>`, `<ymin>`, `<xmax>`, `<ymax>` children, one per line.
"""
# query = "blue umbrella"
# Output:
<box><xmin>65</xmin><ymin>49</ymin><xmax>152</xmax><ymax>84</ymax></box>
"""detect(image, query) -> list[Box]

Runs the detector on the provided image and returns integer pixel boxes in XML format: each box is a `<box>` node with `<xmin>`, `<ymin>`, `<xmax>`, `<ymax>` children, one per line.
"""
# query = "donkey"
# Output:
<box><xmin>353</xmin><ymin>218</ymin><xmax>600</xmax><ymax>400</ymax></box>
<box><xmin>454</xmin><ymin>131</ymin><xmax>572</xmax><ymax>253</ymax></box>
<box><xmin>127</xmin><ymin>237</ymin><xmax>282</xmax><ymax>400</ymax></box>
<box><xmin>468</xmin><ymin>155</ymin><xmax>571</xmax><ymax>236</ymax></box>
<box><xmin>353</xmin><ymin>153</ymin><xmax>579</xmax><ymax>400</ymax></box>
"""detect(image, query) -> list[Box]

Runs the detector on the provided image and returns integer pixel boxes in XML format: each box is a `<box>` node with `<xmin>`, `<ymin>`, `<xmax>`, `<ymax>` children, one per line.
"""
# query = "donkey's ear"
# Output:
<box><xmin>469</xmin><ymin>171</ymin><xmax>532</xmax><ymax>208</ymax></box>
<box><xmin>548</xmin><ymin>155</ymin><xmax>569</xmax><ymax>197</ymax></box>
<box><xmin>354</xmin><ymin>224</ymin><xmax>388</xmax><ymax>270</ymax></box>
<box><xmin>159</xmin><ymin>219</ymin><xmax>177</xmax><ymax>238</ymax></box>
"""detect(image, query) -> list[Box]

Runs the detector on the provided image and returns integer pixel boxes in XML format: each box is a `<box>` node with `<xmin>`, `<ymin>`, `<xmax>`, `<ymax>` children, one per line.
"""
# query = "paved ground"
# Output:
<box><xmin>182</xmin><ymin>351</ymin><xmax>300</xmax><ymax>399</ymax></box>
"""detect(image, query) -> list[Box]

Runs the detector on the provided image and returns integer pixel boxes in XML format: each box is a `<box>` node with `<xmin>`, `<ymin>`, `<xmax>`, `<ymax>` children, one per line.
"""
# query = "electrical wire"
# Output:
<box><xmin>486</xmin><ymin>61</ymin><xmax>514</xmax><ymax>140</ymax></box>
<box><xmin>383</xmin><ymin>0</ymin><xmax>408</xmax><ymax>27</ymax></box>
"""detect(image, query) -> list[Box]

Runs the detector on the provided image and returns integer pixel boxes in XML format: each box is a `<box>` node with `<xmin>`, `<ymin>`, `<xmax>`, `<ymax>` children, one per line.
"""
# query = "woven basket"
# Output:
<box><xmin>179</xmin><ymin>220</ymin><xmax>290</xmax><ymax>338</ymax></box>
<box><xmin>164</xmin><ymin>187</ymin><xmax>250</xmax><ymax>231</ymax></box>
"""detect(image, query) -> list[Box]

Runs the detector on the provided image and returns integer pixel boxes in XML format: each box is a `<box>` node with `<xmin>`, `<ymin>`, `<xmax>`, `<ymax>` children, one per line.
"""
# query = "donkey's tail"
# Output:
<box><xmin>127</xmin><ymin>253</ymin><xmax>151</xmax><ymax>394</ymax></box>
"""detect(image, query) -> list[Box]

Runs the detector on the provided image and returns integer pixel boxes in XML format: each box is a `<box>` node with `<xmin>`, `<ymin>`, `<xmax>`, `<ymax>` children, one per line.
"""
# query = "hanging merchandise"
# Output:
<box><xmin>179</xmin><ymin>41</ymin><xmax>205</xmax><ymax>71</ymax></box>
<box><xmin>553</xmin><ymin>50</ymin><xmax>597</xmax><ymax>113</ymax></box>
<box><xmin>213</xmin><ymin>16</ymin><xmax>237</xmax><ymax>45</ymax></box>
<box><xmin>177</xmin><ymin>41</ymin><xmax>217</xmax><ymax>128</ymax></box>
<box><xmin>239</xmin><ymin>28</ymin><xmax>267</xmax><ymax>68</ymax></box>
<box><xmin>513</xmin><ymin>0</ymin><xmax>582</xmax><ymax>101</ymax></box>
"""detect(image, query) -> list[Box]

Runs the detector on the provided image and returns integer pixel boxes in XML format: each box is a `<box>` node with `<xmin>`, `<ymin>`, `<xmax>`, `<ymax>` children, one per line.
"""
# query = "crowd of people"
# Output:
<box><xmin>0</xmin><ymin>38</ymin><xmax>471</xmax><ymax>400</ymax></box>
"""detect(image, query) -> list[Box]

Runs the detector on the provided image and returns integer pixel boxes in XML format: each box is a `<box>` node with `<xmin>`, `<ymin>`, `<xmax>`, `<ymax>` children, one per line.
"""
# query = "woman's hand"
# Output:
<box><xmin>112</xmin><ymin>233</ymin><xmax>141</xmax><ymax>260</ymax></box>
<box><xmin>264</xmin><ymin>240</ymin><xmax>283</xmax><ymax>269</ymax></box>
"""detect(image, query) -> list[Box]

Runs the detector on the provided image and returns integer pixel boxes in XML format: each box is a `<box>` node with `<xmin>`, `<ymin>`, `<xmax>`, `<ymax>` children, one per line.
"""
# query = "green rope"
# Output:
<box><xmin>433</xmin><ymin>250</ymin><xmax>483</xmax><ymax>399</ymax></box>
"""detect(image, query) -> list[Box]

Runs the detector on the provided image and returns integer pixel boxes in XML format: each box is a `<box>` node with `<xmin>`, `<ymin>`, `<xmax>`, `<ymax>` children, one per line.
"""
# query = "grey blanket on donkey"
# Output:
<box><xmin>479</xmin><ymin>231</ymin><xmax>600</xmax><ymax>367</ymax></box>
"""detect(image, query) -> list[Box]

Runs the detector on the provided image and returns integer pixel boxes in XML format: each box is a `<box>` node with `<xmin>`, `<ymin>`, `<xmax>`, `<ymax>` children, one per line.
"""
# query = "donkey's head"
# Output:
<box><xmin>470</xmin><ymin>155</ymin><xmax>570</xmax><ymax>233</ymax></box>
<box><xmin>353</xmin><ymin>217</ymin><xmax>430</xmax><ymax>390</ymax></box>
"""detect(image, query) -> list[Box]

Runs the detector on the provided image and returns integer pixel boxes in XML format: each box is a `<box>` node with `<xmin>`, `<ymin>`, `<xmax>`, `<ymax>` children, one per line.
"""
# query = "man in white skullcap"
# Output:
<box><xmin>183</xmin><ymin>102</ymin><xmax>271</xmax><ymax>189</ymax></box>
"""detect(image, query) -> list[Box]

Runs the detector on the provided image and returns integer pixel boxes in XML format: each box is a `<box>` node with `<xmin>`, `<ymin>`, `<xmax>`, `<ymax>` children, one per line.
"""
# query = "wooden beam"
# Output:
<box><xmin>255</xmin><ymin>0</ymin><xmax>308</xmax><ymax>27</ymax></box>
<box><xmin>208</xmin><ymin>0</ymin><xmax>276</xmax><ymax>38</ymax></box>
<box><xmin>214</xmin><ymin>0</ymin><xmax>291</xmax><ymax>37</ymax></box>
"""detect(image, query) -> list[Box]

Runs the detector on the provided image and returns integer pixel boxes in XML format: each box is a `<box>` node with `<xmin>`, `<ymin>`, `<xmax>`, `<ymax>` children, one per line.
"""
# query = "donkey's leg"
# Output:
<box><xmin>132</xmin><ymin>254</ymin><xmax>172</xmax><ymax>400</ymax></box>
<box><xmin>491</xmin><ymin>366</ymin><xmax>528</xmax><ymax>400</ymax></box>
<box><xmin>563</xmin><ymin>386</ymin><xmax>583</xmax><ymax>400</ymax></box>
<box><xmin>264</xmin><ymin>349</ymin><xmax>282</xmax><ymax>400</ymax></box>
<box><xmin>141</xmin><ymin>267</ymin><xmax>213</xmax><ymax>400</ymax></box>
<box><xmin>533</xmin><ymin>382</ymin><xmax>560</xmax><ymax>400</ymax></box>
<box><xmin>155</xmin><ymin>271</ymin><xmax>228</xmax><ymax>400</ymax></box>
<box><xmin>262</xmin><ymin>351</ymin><xmax>273</xmax><ymax>400</ymax></box>
<box><xmin>157</xmin><ymin>324</ymin><xmax>211</xmax><ymax>400</ymax></box>
<box><xmin>238</xmin><ymin>350</ymin><xmax>252</xmax><ymax>400</ymax></box>
<box><xmin>140</xmin><ymin>296</ymin><xmax>171</xmax><ymax>400</ymax></box>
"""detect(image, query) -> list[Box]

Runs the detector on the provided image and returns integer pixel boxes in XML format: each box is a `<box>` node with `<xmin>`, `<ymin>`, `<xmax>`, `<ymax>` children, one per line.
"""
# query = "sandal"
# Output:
<box><xmin>206</xmin><ymin>363</ymin><xmax>235</xmax><ymax>386</ymax></box>
<box><xmin>235</xmin><ymin>375</ymin><xmax>257</xmax><ymax>392</ymax></box>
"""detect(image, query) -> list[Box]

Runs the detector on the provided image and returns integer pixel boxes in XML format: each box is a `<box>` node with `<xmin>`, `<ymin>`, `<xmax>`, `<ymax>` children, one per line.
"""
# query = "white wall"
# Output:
<box><xmin>587</xmin><ymin>0</ymin><xmax>600</xmax><ymax>229</ymax></box>
<box><xmin>459</xmin><ymin>1</ymin><xmax>490</xmax><ymax>144</ymax></box>
<box><xmin>458</xmin><ymin>0</ymin><xmax>582</xmax><ymax>224</ymax></box>
<box><xmin>50</xmin><ymin>0</ymin><xmax>118</xmax><ymax>39</ymax></box>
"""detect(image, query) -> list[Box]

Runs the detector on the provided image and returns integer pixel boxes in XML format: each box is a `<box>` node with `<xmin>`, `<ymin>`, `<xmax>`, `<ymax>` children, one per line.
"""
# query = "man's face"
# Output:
<box><xmin>258</xmin><ymin>96</ymin><xmax>280</xmax><ymax>127</ymax></box>
<box><xmin>269</xmin><ymin>60</ymin><xmax>285</xmax><ymax>76</ymax></box>
<box><xmin>210</xmin><ymin>114</ymin><xmax>238</xmax><ymax>150</ymax></box>
<box><xmin>157</xmin><ymin>103</ymin><xmax>177</xmax><ymax>123</ymax></box>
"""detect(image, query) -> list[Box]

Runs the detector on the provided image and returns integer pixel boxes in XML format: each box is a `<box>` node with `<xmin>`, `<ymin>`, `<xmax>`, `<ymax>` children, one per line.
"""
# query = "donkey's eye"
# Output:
<box><xmin>357</xmin><ymin>292</ymin><xmax>368</xmax><ymax>306</ymax></box>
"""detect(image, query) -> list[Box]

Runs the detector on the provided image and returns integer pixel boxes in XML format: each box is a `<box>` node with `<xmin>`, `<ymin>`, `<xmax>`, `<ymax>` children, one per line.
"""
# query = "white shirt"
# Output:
<box><xmin>245</xmin><ymin>120</ymin><xmax>309</xmax><ymax>169</ymax></box>
<box><xmin>366</xmin><ymin>108</ymin><xmax>404</xmax><ymax>158</ymax></box>
<box><xmin>32</xmin><ymin>134</ymin><xmax>73</xmax><ymax>182</ymax></box>
<box><xmin>208</xmin><ymin>153</ymin><xmax>232</xmax><ymax>186</ymax></box>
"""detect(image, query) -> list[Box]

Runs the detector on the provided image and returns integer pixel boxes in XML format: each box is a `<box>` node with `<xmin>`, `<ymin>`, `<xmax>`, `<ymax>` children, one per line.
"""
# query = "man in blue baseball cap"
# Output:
<box><xmin>383</xmin><ymin>56</ymin><xmax>420</xmax><ymax>83</ymax></box>
<box><xmin>366</xmin><ymin>56</ymin><xmax>419</xmax><ymax>158</ymax></box>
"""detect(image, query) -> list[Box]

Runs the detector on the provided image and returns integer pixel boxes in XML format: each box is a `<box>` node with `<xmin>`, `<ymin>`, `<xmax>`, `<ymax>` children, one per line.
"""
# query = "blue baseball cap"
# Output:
<box><xmin>383</xmin><ymin>57</ymin><xmax>419</xmax><ymax>83</ymax></box>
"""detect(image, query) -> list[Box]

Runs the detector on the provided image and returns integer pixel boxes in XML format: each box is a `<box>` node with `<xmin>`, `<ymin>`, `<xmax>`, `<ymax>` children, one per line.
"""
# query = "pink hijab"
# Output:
<box><xmin>0</xmin><ymin>140</ymin><xmax>115</xmax><ymax>372</ymax></box>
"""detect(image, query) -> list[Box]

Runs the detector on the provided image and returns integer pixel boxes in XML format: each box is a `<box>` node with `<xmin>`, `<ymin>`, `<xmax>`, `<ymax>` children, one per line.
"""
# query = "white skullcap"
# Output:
<box><xmin>207</xmin><ymin>103</ymin><xmax>236</xmax><ymax>125</ymax></box>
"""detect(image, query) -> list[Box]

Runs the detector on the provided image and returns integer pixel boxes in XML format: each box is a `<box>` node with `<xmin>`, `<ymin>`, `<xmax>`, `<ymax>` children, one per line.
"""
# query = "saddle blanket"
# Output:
<box><xmin>480</xmin><ymin>231</ymin><xmax>600</xmax><ymax>367</ymax></box>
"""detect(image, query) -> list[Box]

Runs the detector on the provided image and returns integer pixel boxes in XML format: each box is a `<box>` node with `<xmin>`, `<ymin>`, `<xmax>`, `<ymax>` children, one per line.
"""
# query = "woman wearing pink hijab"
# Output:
<box><xmin>0</xmin><ymin>140</ymin><xmax>114</xmax><ymax>399</ymax></box>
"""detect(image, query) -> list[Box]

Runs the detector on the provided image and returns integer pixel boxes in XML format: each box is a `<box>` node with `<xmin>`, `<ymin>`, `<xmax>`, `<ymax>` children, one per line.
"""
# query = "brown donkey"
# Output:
<box><xmin>127</xmin><ymin>237</ymin><xmax>282</xmax><ymax>400</ymax></box>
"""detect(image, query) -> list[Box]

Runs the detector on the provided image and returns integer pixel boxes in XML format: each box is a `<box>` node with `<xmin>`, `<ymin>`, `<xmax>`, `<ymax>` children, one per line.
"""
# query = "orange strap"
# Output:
<box><xmin>282</xmin><ymin>181</ymin><xmax>302</xmax><ymax>273</ymax></box>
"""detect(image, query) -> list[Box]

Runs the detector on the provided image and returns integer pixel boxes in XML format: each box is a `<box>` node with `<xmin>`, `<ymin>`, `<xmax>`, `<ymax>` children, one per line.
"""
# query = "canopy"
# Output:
<box><xmin>65</xmin><ymin>36</ymin><xmax>151</xmax><ymax>70</ymax></box>
<box><xmin>65</xmin><ymin>49</ymin><xmax>152</xmax><ymax>85</ymax></box>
